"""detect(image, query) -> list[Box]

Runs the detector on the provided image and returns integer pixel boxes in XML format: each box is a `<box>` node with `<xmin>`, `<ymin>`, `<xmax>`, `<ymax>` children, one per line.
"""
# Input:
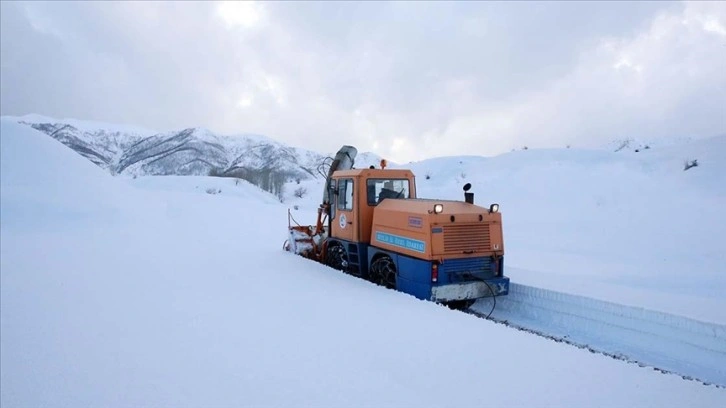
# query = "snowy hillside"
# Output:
<box><xmin>2</xmin><ymin>119</ymin><xmax>726</xmax><ymax>406</ymax></box>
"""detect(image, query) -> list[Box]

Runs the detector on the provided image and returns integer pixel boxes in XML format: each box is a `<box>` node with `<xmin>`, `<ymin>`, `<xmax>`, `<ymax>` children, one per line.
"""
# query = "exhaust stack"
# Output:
<box><xmin>463</xmin><ymin>183</ymin><xmax>474</xmax><ymax>204</ymax></box>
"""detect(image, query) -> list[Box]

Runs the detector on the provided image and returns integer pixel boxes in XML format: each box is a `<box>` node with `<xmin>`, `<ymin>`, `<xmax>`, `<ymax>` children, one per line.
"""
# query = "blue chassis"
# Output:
<box><xmin>328</xmin><ymin>238</ymin><xmax>510</xmax><ymax>302</ymax></box>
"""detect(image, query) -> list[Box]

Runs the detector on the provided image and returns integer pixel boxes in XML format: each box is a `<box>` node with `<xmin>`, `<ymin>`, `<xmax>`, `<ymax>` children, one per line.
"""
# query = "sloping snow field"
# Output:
<box><xmin>2</xmin><ymin>119</ymin><xmax>725</xmax><ymax>406</ymax></box>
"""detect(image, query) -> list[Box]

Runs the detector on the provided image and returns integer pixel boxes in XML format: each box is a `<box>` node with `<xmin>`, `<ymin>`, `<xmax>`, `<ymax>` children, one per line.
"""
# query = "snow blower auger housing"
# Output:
<box><xmin>284</xmin><ymin>145</ymin><xmax>509</xmax><ymax>308</ymax></box>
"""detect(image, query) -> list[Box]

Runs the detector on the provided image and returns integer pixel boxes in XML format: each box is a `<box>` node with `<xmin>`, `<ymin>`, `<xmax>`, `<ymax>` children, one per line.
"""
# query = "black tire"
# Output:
<box><xmin>325</xmin><ymin>243</ymin><xmax>349</xmax><ymax>273</ymax></box>
<box><xmin>370</xmin><ymin>255</ymin><xmax>397</xmax><ymax>290</ymax></box>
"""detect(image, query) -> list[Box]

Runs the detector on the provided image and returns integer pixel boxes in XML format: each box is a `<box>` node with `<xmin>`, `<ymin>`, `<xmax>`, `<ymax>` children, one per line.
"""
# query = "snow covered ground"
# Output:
<box><xmin>2</xmin><ymin>118</ymin><xmax>725</xmax><ymax>406</ymax></box>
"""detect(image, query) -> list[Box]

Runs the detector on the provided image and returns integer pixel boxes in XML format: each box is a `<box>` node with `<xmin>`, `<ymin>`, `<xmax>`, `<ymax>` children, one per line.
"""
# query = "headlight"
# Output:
<box><xmin>433</xmin><ymin>204</ymin><xmax>444</xmax><ymax>214</ymax></box>
<box><xmin>489</xmin><ymin>203</ymin><xmax>499</xmax><ymax>213</ymax></box>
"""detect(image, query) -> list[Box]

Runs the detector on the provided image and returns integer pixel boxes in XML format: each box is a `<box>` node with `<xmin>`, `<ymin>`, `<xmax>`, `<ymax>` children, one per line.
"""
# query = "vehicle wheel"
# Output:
<box><xmin>325</xmin><ymin>243</ymin><xmax>349</xmax><ymax>273</ymax></box>
<box><xmin>370</xmin><ymin>256</ymin><xmax>397</xmax><ymax>290</ymax></box>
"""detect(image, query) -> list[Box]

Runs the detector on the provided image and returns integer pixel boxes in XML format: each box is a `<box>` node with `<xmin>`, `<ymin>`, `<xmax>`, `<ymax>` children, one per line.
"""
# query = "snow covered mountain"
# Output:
<box><xmin>6</xmin><ymin>115</ymin><xmax>346</xmax><ymax>182</ymax></box>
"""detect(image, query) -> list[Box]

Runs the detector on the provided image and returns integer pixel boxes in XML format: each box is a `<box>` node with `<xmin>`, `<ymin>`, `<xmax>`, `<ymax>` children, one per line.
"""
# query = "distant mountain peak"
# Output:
<box><xmin>11</xmin><ymin>113</ymin><xmax>159</xmax><ymax>136</ymax></box>
<box><xmin>5</xmin><ymin>115</ymin><xmax>330</xmax><ymax>183</ymax></box>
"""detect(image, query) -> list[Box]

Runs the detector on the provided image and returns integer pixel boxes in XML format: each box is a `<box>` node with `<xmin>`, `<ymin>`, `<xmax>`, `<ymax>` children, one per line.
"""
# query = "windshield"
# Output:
<box><xmin>367</xmin><ymin>178</ymin><xmax>410</xmax><ymax>205</ymax></box>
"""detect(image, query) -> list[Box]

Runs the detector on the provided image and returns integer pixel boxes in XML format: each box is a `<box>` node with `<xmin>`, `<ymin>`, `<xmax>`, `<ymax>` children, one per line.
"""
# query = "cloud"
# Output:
<box><xmin>1</xmin><ymin>1</ymin><xmax>723</xmax><ymax>162</ymax></box>
<box><xmin>216</xmin><ymin>1</ymin><xmax>266</xmax><ymax>29</ymax></box>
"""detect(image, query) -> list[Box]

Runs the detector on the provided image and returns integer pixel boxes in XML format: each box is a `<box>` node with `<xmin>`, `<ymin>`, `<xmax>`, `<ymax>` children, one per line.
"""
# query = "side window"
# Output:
<box><xmin>337</xmin><ymin>179</ymin><xmax>354</xmax><ymax>211</ymax></box>
<box><xmin>329</xmin><ymin>179</ymin><xmax>337</xmax><ymax>219</ymax></box>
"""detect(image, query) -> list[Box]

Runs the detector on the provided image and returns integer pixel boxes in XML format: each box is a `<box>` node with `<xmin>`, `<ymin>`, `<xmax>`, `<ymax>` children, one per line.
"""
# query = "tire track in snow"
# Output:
<box><xmin>466</xmin><ymin>283</ymin><xmax>726</xmax><ymax>388</ymax></box>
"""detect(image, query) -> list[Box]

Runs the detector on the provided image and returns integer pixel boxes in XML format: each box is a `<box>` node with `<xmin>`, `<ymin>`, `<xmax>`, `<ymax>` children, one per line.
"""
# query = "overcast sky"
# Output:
<box><xmin>1</xmin><ymin>1</ymin><xmax>724</xmax><ymax>162</ymax></box>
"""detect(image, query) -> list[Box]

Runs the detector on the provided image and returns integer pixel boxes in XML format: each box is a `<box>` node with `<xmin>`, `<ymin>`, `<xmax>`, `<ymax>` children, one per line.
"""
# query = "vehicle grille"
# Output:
<box><xmin>443</xmin><ymin>224</ymin><xmax>491</xmax><ymax>253</ymax></box>
<box><xmin>440</xmin><ymin>257</ymin><xmax>495</xmax><ymax>281</ymax></box>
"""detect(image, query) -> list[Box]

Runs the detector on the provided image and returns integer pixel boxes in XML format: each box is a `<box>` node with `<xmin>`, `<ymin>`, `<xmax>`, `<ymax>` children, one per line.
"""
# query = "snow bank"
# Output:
<box><xmin>473</xmin><ymin>283</ymin><xmax>726</xmax><ymax>386</ymax></box>
<box><xmin>127</xmin><ymin>175</ymin><xmax>283</xmax><ymax>205</ymax></box>
<box><xmin>0</xmin><ymin>119</ymin><xmax>163</xmax><ymax>229</ymax></box>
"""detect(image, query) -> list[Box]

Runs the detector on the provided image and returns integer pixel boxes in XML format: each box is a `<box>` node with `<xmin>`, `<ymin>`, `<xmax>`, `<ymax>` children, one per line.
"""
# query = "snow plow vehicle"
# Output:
<box><xmin>284</xmin><ymin>145</ymin><xmax>509</xmax><ymax>308</ymax></box>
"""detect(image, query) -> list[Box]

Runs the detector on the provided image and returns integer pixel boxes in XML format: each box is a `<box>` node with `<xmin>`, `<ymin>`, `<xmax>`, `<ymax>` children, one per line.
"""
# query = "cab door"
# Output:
<box><xmin>331</xmin><ymin>177</ymin><xmax>357</xmax><ymax>242</ymax></box>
